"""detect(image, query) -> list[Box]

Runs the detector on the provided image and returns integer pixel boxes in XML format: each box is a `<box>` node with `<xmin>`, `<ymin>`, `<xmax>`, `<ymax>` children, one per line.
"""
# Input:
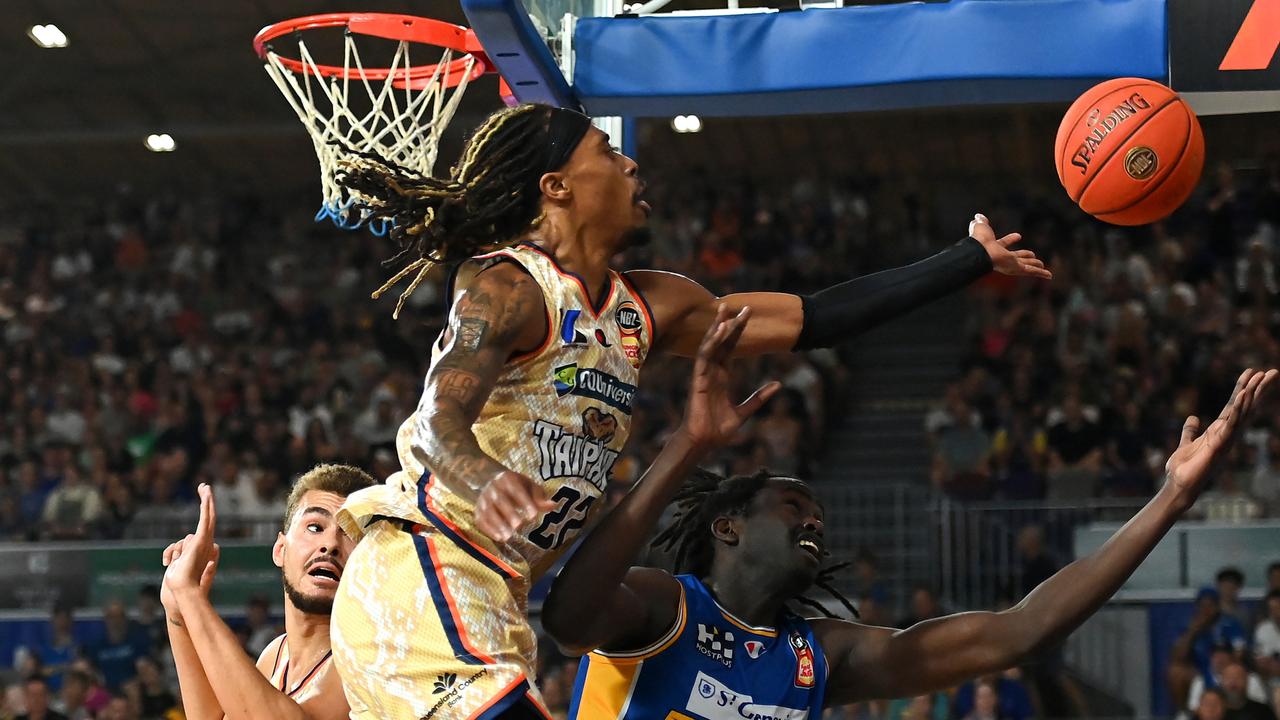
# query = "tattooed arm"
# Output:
<box><xmin>416</xmin><ymin>263</ymin><xmax>556</xmax><ymax>540</ymax></box>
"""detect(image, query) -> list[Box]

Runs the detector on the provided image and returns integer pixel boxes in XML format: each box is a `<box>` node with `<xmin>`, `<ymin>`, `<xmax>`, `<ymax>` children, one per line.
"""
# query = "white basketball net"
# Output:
<box><xmin>262</xmin><ymin>32</ymin><xmax>478</xmax><ymax>233</ymax></box>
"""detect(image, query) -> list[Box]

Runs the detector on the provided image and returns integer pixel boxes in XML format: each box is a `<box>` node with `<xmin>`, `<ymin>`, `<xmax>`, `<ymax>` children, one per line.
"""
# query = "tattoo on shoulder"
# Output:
<box><xmin>455</xmin><ymin>317</ymin><xmax>489</xmax><ymax>354</ymax></box>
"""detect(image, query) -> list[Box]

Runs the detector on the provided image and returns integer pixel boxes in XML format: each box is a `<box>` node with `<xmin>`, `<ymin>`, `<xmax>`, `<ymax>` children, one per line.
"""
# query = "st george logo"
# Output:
<box><xmin>1219</xmin><ymin>0</ymin><xmax>1280</xmax><ymax>71</ymax></box>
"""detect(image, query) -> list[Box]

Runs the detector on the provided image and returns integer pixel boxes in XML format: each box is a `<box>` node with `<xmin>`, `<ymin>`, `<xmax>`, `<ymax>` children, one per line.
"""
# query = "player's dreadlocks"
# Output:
<box><xmin>336</xmin><ymin>103</ymin><xmax>589</xmax><ymax>318</ymax></box>
<box><xmin>651</xmin><ymin>468</ymin><xmax>859</xmax><ymax>619</ymax></box>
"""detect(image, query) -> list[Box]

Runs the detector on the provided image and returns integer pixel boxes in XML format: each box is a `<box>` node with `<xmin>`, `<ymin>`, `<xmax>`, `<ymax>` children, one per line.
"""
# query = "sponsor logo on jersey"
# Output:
<box><xmin>685</xmin><ymin>671</ymin><xmax>808</xmax><ymax>720</ymax></box>
<box><xmin>616</xmin><ymin>302</ymin><xmax>643</xmax><ymax>334</ymax></box>
<box><xmin>620</xmin><ymin>334</ymin><xmax>644</xmax><ymax>368</ymax></box>
<box><xmin>532</xmin><ymin>412</ymin><xmax>620</xmax><ymax>491</ymax></box>
<box><xmin>551</xmin><ymin>364</ymin><xmax>635</xmax><ymax>414</ymax></box>
<box><xmin>560</xmin><ymin>308</ymin><xmax>589</xmax><ymax>346</ymax></box>
<box><xmin>594</xmin><ymin>328</ymin><xmax>612</xmax><ymax>347</ymax></box>
<box><xmin>788</xmin><ymin>631</ymin><xmax>815</xmax><ymax>688</ymax></box>
<box><xmin>616</xmin><ymin>301</ymin><xmax>646</xmax><ymax>368</ymax></box>
<box><xmin>423</xmin><ymin>668</ymin><xmax>486</xmax><ymax>718</ymax></box>
<box><xmin>696</xmin><ymin>624</ymin><xmax>736</xmax><ymax>669</ymax></box>
<box><xmin>744</xmin><ymin>640</ymin><xmax>765</xmax><ymax>659</ymax></box>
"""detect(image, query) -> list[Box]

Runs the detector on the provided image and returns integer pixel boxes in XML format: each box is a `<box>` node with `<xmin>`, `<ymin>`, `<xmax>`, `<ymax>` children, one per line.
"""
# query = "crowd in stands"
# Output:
<box><xmin>0</xmin><ymin>171</ymin><xmax>863</xmax><ymax>545</ymax></box>
<box><xmin>928</xmin><ymin>159</ymin><xmax>1280</xmax><ymax>514</ymax></box>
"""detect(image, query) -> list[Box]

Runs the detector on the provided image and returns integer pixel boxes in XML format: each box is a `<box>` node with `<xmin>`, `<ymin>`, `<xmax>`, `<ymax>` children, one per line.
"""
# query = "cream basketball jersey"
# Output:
<box><xmin>338</xmin><ymin>242</ymin><xmax>653</xmax><ymax>580</ymax></box>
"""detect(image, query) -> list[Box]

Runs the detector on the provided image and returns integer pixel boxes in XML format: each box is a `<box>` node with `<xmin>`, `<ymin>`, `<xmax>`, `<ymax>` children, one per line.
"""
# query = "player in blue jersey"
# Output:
<box><xmin>544</xmin><ymin>308</ymin><xmax>1277</xmax><ymax>719</ymax></box>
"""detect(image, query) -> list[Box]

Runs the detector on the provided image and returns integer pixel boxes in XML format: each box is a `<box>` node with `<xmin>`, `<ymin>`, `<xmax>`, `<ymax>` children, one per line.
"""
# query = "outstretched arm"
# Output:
<box><xmin>815</xmin><ymin>369</ymin><xmax>1277</xmax><ymax>705</ymax></box>
<box><xmin>415</xmin><ymin>262</ymin><xmax>557</xmax><ymax>540</ymax></box>
<box><xmin>631</xmin><ymin>214</ymin><xmax>1051</xmax><ymax>357</ymax></box>
<box><xmin>543</xmin><ymin>307</ymin><xmax>780</xmax><ymax>655</ymax></box>
<box><xmin>164</xmin><ymin>486</ymin><xmax>349</xmax><ymax>720</ymax></box>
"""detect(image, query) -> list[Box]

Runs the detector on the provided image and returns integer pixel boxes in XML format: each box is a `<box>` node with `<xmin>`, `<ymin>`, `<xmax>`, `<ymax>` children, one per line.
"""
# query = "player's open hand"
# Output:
<box><xmin>161</xmin><ymin>483</ymin><xmax>221</xmax><ymax>603</ymax></box>
<box><xmin>968</xmin><ymin>213</ymin><xmax>1052</xmax><ymax>281</ymax></box>
<box><xmin>680</xmin><ymin>305</ymin><xmax>781</xmax><ymax>450</ymax></box>
<box><xmin>1165</xmin><ymin>368</ymin><xmax>1277</xmax><ymax>507</ymax></box>
<box><xmin>477</xmin><ymin>470</ymin><xmax>557</xmax><ymax>542</ymax></box>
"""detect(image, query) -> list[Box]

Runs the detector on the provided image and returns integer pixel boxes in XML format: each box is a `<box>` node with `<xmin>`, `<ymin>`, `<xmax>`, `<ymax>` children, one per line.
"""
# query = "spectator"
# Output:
<box><xmin>133</xmin><ymin>587</ymin><xmax>163</xmax><ymax>655</ymax></box>
<box><xmin>953</xmin><ymin>671</ymin><xmax>1033</xmax><ymax>720</ymax></box>
<box><xmin>23</xmin><ymin>606</ymin><xmax>79</xmax><ymax>692</ymax></box>
<box><xmin>884</xmin><ymin>692</ymin><xmax>947</xmax><ymax>720</ymax></box>
<box><xmin>930</xmin><ymin>397</ymin><xmax>991</xmax><ymax>500</ymax></box>
<box><xmin>15</xmin><ymin>676</ymin><xmax>66</xmax><ymax>720</ymax></box>
<box><xmin>850</xmin><ymin>547</ymin><xmax>890</xmax><ymax>609</ymax></box>
<box><xmin>1045</xmin><ymin>392</ymin><xmax>1104</xmax><ymax>501</ymax></box>
<box><xmin>243</xmin><ymin>596</ymin><xmax>280</xmax><ymax>658</ymax></box>
<box><xmin>40</xmin><ymin>466</ymin><xmax>101</xmax><ymax>540</ymax></box>
<box><xmin>1201</xmin><ymin>688</ymin><xmax>1229</xmax><ymax>720</ymax></box>
<box><xmin>961</xmin><ymin>679</ymin><xmax>1004</xmax><ymax>720</ymax></box>
<box><xmin>753</xmin><ymin>392</ymin><xmax>805</xmax><ymax>475</ymax></box>
<box><xmin>1256</xmin><ymin>592</ymin><xmax>1280</xmax><ymax>690</ymax></box>
<box><xmin>1268</xmin><ymin>563</ymin><xmax>1280</xmax><ymax>595</ymax></box>
<box><xmin>1170</xmin><ymin>589</ymin><xmax>1250</xmax><ymax>710</ymax></box>
<box><xmin>1188</xmin><ymin>647</ymin><xmax>1271</xmax><ymax>716</ymax></box>
<box><xmin>123</xmin><ymin>657</ymin><xmax>174</xmax><ymax>720</ymax></box>
<box><xmin>87</xmin><ymin>603</ymin><xmax>146</xmax><ymax>693</ymax></box>
<box><xmin>54</xmin><ymin>671</ymin><xmax>90</xmax><ymax>720</ymax></box>
<box><xmin>1218</xmin><ymin>568</ymin><xmax>1250</xmax><ymax>628</ymax></box>
<box><xmin>897</xmin><ymin>586</ymin><xmax>943</xmax><ymax>629</ymax></box>
<box><xmin>1221</xmin><ymin>661</ymin><xmax>1277</xmax><ymax>720</ymax></box>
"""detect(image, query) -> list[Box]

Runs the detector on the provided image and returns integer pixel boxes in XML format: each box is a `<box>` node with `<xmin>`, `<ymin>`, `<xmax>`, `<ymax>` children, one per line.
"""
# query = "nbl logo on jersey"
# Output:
<box><xmin>696</xmin><ymin>624</ymin><xmax>735</xmax><ymax>668</ymax></box>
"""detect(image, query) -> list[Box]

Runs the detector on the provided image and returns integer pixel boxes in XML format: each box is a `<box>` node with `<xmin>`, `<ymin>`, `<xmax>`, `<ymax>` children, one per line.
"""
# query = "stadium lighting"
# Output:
<box><xmin>671</xmin><ymin>115</ymin><xmax>703</xmax><ymax>133</ymax></box>
<box><xmin>145</xmin><ymin>134</ymin><xmax>176</xmax><ymax>152</ymax></box>
<box><xmin>28</xmin><ymin>24</ymin><xmax>68</xmax><ymax>48</ymax></box>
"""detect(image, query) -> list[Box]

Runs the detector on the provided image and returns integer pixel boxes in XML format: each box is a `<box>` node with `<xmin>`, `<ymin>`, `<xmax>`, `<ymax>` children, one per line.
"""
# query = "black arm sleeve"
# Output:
<box><xmin>793</xmin><ymin>237</ymin><xmax>992</xmax><ymax>350</ymax></box>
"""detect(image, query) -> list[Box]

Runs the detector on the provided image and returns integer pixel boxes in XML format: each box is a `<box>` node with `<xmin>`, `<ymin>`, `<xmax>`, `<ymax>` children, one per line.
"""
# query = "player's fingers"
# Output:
<box><xmin>195</xmin><ymin>484</ymin><xmax>212</xmax><ymax>539</ymax></box>
<box><xmin>738</xmin><ymin>380</ymin><xmax>782</xmax><ymax>418</ymax></box>
<box><xmin>1023</xmin><ymin>264</ymin><xmax>1054</xmax><ymax>280</ymax></box>
<box><xmin>494</xmin><ymin>475</ymin><xmax>541</xmax><ymax>526</ymax></box>
<box><xmin>998</xmin><ymin>232</ymin><xmax>1022</xmax><ymax>247</ymax></box>
<box><xmin>1179</xmin><ymin>416</ymin><xmax>1202</xmax><ymax>447</ymax></box>
<box><xmin>714</xmin><ymin>307</ymin><xmax>751</xmax><ymax>362</ymax></box>
<box><xmin>476</xmin><ymin>498</ymin><xmax>518</xmax><ymax>541</ymax></box>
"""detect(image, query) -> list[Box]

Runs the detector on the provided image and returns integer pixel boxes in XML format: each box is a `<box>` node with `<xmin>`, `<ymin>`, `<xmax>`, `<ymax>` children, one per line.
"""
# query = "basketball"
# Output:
<box><xmin>1054</xmin><ymin>78</ymin><xmax>1205</xmax><ymax>226</ymax></box>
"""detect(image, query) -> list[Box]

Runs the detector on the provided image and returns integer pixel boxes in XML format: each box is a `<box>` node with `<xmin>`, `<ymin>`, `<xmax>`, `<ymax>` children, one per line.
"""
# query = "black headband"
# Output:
<box><xmin>544</xmin><ymin>107</ymin><xmax>593</xmax><ymax>173</ymax></box>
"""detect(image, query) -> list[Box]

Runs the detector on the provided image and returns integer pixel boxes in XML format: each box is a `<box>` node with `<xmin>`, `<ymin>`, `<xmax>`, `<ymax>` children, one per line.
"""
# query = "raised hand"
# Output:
<box><xmin>968</xmin><ymin>213</ymin><xmax>1052</xmax><ymax>281</ymax></box>
<box><xmin>681</xmin><ymin>305</ymin><xmax>781</xmax><ymax>449</ymax></box>
<box><xmin>476</xmin><ymin>470</ymin><xmax>557</xmax><ymax>543</ymax></box>
<box><xmin>1165</xmin><ymin>368</ymin><xmax>1277</xmax><ymax>504</ymax></box>
<box><xmin>161</xmin><ymin>483</ymin><xmax>222</xmax><ymax>619</ymax></box>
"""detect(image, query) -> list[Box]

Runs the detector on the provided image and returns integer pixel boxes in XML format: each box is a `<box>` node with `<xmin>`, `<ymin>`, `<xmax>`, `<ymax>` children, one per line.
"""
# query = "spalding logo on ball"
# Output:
<box><xmin>1054</xmin><ymin>78</ymin><xmax>1205</xmax><ymax>226</ymax></box>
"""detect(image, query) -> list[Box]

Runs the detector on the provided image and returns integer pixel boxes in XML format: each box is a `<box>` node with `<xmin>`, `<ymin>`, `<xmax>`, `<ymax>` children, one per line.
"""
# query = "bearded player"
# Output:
<box><xmin>161</xmin><ymin>464</ymin><xmax>376</xmax><ymax>719</ymax></box>
<box><xmin>329</xmin><ymin>104</ymin><xmax>1052</xmax><ymax>719</ymax></box>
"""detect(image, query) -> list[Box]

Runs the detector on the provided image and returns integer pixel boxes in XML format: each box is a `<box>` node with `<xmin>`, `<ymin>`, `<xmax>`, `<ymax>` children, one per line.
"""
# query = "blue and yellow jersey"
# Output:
<box><xmin>337</xmin><ymin>242</ymin><xmax>654</xmax><ymax>581</ymax></box>
<box><xmin>569</xmin><ymin>575</ymin><xmax>829</xmax><ymax>720</ymax></box>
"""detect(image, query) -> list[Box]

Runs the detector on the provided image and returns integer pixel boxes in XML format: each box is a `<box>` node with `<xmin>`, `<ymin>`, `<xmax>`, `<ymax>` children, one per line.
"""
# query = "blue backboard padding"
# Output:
<box><xmin>462</xmin><ymin>0</ymin><xmax>578</xmax><ymax>108</ymax></box>
<box><xmin>573</xmin><ymin>0</ymin><xmax>1169</xmax><ymax>116</ymax></box>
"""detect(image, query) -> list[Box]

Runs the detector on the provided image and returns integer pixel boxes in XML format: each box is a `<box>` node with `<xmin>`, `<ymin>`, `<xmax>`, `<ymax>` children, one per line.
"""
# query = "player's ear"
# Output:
<box><xmin>539</xmin><ymin>171</ymin><xmax>571</xmax><ymax>203</ymax></box>
<box><xmin>272</xmin><ymin>532</ymin><xmax>286</xmax><ymax>569</ymax></box>
<box><xmin>711</xmin><ymin>517</ymin><xmax>738</xmax><ymax>546</ymax></box>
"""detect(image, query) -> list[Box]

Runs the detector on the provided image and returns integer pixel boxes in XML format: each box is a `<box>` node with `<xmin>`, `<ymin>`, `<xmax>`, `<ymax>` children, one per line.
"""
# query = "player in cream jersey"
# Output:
<box><xmin>331</xmin><ymin>103</ymin><xmax>1051</xmax><ymax>719</ymax></box>
<box><xmin>333</xmin><ymin>242</ymin><xmax>656</xmax><ymax>719</ymax></box>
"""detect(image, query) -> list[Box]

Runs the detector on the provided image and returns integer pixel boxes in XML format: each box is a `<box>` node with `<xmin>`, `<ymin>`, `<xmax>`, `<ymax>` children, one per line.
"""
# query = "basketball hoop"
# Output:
<box><xmin>254</xmin><ymin>13</ymin><xmax>494</xmax><ymax>233</ymax></box>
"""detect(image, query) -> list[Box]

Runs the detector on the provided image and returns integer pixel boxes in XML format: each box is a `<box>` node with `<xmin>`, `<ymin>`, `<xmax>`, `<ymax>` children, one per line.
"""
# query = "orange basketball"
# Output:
<box><xmin>1054</xmin><ymin>78</ymin><xmax>1205</xmax><ymax>226</ymax></box>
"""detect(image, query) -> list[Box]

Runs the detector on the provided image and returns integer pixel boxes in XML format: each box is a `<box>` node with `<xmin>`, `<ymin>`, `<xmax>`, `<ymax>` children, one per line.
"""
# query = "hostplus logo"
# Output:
<box><xmin>695</xmin><ymin>623</ymin><xmax>736</xmax><ymax>668</ymax></box>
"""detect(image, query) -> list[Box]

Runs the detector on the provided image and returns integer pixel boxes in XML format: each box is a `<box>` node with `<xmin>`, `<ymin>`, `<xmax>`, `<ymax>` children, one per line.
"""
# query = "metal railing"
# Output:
<box><xmin>930</xmin><ymin>496</ymin><xmax>1149</xmax><ymax>611</ymax></box>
